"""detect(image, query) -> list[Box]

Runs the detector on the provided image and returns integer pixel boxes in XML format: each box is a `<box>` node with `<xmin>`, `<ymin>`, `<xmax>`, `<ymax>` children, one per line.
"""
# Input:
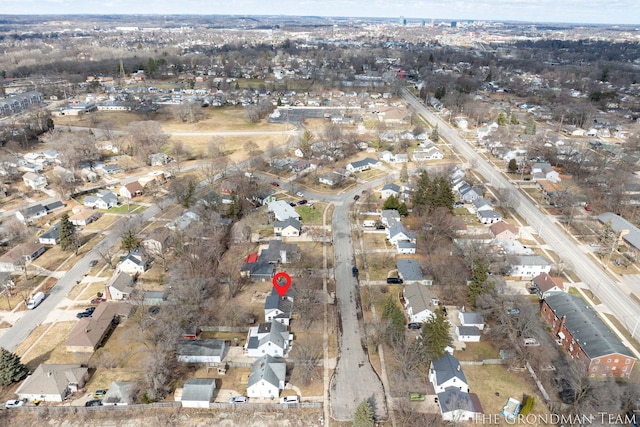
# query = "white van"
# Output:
<box><xmin>363</xmin><ymin>220</ymin><xmax>375</xmax><ymax>227</ymax></box>
<box><xmin>27</xmin><ymin>292</ymin><xmax>45</xmax><ymax>310</ymax></box>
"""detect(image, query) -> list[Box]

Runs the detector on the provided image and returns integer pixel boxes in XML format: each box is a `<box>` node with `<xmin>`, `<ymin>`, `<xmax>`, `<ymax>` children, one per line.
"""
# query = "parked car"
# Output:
<box><xmin>289</xmin><ymin>202</ymin><xmax>297</xmax><ymax>207</ymax></box>
<box><xmin>523</xmin><ymin>177</ymin><xmax>531</xmax><ymax>181</ymax></box>
<box><xmin>228</xmin><ymin>396</ymin><xmax>248</xmax><ymax>404</ymax></box>
<box><xmin>375</xmin><ymin>224</ymin><xmax>385</xmax><ymax>230</ymax></box>
<box><xmin>89</xmin><ymin>259</ymin><xmax>99</xmax><ymax>267</ymax></box>
<box><xmin>523</xmin><ymin>338</ymin><xmax>540</xmax><ymax>346</ymax></box>
<box><xmin>407</xmin><ymin>323</ymin><xmax>422</xmax><ymax>330</ymax></box>
<box><xmin>386</xmin><ymin>277</ymin><xmax>403</xmax><ymax>284</ymax></box>
<box><xmin>270</xmin><ymin>182</ymin><xmax>280</xmax><ymax>187</ymax></box>
<box><xmin>454</xmin><ymin>201</ymin><xmax>464</xmax><ymax>208</ymax></box>
<box><xmin>506</xmin><ymin>308</ymin><xmax>520</xmax><ymax>315</ymax></box>
<box><xmin>296</xmin><ymin>192</ymin><xmax>304</xmax><ymax>197</ymax></box>
<box><xmin>297</xmin><ymin>199</ymin><xmax>308</xmax><ymax>205</ymax></box>
<box><xmin>589</xmin><ymin>242</ymin><xmax>600</xmax><ymax>247</ymax></box>
<box><xmin>353</xmin><ymin>194</ymin><xmax>360</xmax><ymax>201</ymax></box>
<box><xmin>93</xmin><ymin>389</ymin><xmax>107</xmax><ymax>398</ymax></box>
<box><xmin>280</xmin><ymin>395</ymin><xmax>299</xmax><ymax>404</ymax></box>
<box><xmin>85</xmin><ymin>399</ymin><xmax>103</xmax><ymax>407</ymax></box>
<box><xmin>76</xmin><ymin>311</ymin><xmax>92</xmax><ymax>319</ymax></box>
<box><xmin>91</xmin><ymin>297</ymin><xmax>106</xmax><ymax>304</ymax></box>
<box><xmin>5</xmin><ymin>399</ymin><xmax>25</xmax><ymax>408</ymax></box>
<box><xmin>85</xmin><ymin>306</ymin><xmax>96</xmax><ymax>314</ymax></box>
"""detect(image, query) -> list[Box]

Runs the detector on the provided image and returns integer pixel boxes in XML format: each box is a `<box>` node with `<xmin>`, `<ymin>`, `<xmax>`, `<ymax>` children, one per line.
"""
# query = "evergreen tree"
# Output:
<box><xmin>508</xmin><ymin>158</ymin><xmax>518</xmax><ymax>173</ymax></box>
<box><xmin>420</xmin><ymin>307</ymin><xmax>452</xmax><ymax>363</ymax></box>
<box><xmin>382</xmin><ymin>294</ymin><xmax>405</xmax><ymax>340</ymax></box>
<box><xmin>399</xmin><ymin>163</ymin><xmax>409</xmax><ymax>183</ymax></box>
<box><xmin>497</xmin><ymin>111</ymin><xmax>508</xmax><ymax>126</ymax></box>
<box><xmin>59</xmin><ymin>214</ymin><xmax>75</xmax><ymax>251</ymax></box>
<box><xmin>0</xmin><ymin>347</ymin><xmax>28</xmax><ymax>387</ymax></box>
<box><xmin>467</xmin><ymin>260</ymin><xmax>494</xmax><ymax>308</ymax></box>
<box><xmin>525</xmin><ymin>116</ymin><xmax>537</xmax><ymax>135</ymax></box>
<box><xmin>434</xmin><ymin>86</ymin><xmax>446</xmax><ymax>100</ymax></box>
<box><xmin>510</xmin><ymin>114</ymin><xmax>519</xmax><ymax>125</ymax></box>
<box><xmin>382</xmin><ymin>194</ymin><xmax>400</xmax><ymax>210</ymax></box>
<box><xmin>429</xmin><ymin>125</ymin><xmax>440</xmax><ymax>142</ymax></box>
<box><xmin>121</xmin><ymin>230</ymin><xmax>140</xmax><ymax>252</ymax></box>
<box><xmin>398</xmin><ymin>202</ymin><xmax>408</xmax><ymax>216</ymax></box>
<box><xmin>412</xmin><ymin>171</ymin><xmax>431</xmax><ymax>211</ymax></box>
<box><xmin>353</xmin><ymin>399</ymin><xmax>374</xmax><ymax>427</ymax></box>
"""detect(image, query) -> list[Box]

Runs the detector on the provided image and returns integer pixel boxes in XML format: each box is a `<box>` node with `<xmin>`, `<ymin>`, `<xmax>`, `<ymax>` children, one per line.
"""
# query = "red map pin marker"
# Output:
<box><xmin>272</xmin><ymin>272</ymin><xmax>292</xmax><ymax>297</ymax></box>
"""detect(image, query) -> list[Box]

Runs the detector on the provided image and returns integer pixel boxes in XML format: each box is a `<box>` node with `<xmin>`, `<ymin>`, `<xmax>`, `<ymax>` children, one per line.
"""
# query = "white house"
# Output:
<box><xmin>119</xmin><ymin>181</ymin><xmax>143</xmax><ymax>199</ymax></box>
<box><xmin>478</xmin><ymin>209</ymin><xmax>502</xmax><ymax>224</ymax></box>
<box><xmin>16</xmin><ymin>364</ymin><xmax>89</xmax><ymax>402</ymax></box>
<box><xmin>471</xmin><ymin>198</ymin><xmax>493</xmax><ymax>213</ymax></box>
<box><xmin>437</xmin><ymin>388</ymin><xmax>483</xmax><ymax>422</ymax></box>
<box><xmin>84</xmin><ymin>190</ymin><xmax>119</xmax><ymax>209</ymax></box>
<box><xmin>510</xmin><ymin>255</ymin><xmax>552</xmax><ymax>278</ymax></box>
<box><xmin>116</xmin><ymin>249</ymin><xmax>148</xmax><ymax>275</ymax></box>
<box><xmin>267</xmin><ymin>200</ymin><xmax>301</xmax><ymax>222</ymax></box>
<box><xmin>429</xmin><ymin>353</ymin><xmax>469</xmax><ymax>393</ymax></box>
<box><xmin>106</xmin><ymin>272</ymin><xmax>134</xmax><ymax>300</ymax></box>
<box><xmin>16</xmin><ymin>204</ymin><xmax>47</xmax><ymax>224</ymax></box>
<box><xmin>380</xmin><ymin>183</ymin><xmax>401</xmax><ymax>199</ymax></box>
<box><xmin>69</xmin><ymin>208</ymin><xmax>100</xmax><ymax>226</ymax></box>
<box><xmin>274</xmin><ymin>218</ymin><xmax>301</xmax><ymax>237</ymax></box>
<box><xmin>403</xmin><ymin>283</ymin><xmax>435</xmax><ymax>323</ymax></box>
<box><xmin>38</xmin><ymin>222</ymin><xmax>61</xmax><ymax>245</ymax></box>
<box><xmin>245</xmin><ymin>320</ymin><xmax>292</xmax><ymax>358</ymax></box>
<box><xmin>379</xmin><ymin>150</ymin><xmax>394</xmax><ymax>163</ymax></box>
<box><xmin>179</xmin><ymin>378</ymin><xmax>216</xmax><ymax>408</ymax></box>
<box><xmin>531</xmin><ymin>162</ymin><xmax>560</xmax><ymax>183</ymax></box>
<box><xmin>177</xmin><ymin>339</ymin><xmax>226</xmax><ymax>364</ymax></box>
<box><xmin>264</xmin><ymin>287</ymin><xmax>294</xmax><ymax>326</ymax></box>
<box><xmin>413</xmin><ymin>147</ymin><xmax>444</xmax><ymax>161</ymax></box>
<box><xmin>22</xmin><ymin>171</ymin><xmax>47</xmax><ymax>190</ymax></box>
<box><xmin>346</xmin><ymin>157</ymin><xmax>381</xmax><ymax>173</ymax></box>
<box><xmin>455</xmin><ymin>326</ymin><xmax>481</xmax><ymax>342</ymax></box>
<box><xmin>387</xmin><ymin>222</ymin><xmax>416</xmax><ymax>247</ymax></box>
<box><xmin>458</xmin><ymin>312</ymin><xmax>485</xmax><ymax>330</ymax></box>
<box><xmin>246</xmin><ymin>354</ymin><xmax>286</xmax><ymax>399</ymax></box>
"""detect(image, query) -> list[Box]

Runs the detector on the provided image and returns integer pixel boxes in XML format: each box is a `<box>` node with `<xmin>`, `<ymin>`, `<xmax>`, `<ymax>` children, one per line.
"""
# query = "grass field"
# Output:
<box><xmin>297</xmin><ymin>204</ymin><xmax>323</xmax><ymax>224</ymax></box>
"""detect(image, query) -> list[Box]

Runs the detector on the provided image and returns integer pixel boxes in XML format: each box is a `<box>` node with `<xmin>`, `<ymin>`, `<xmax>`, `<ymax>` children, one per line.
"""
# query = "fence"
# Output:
<box><xmin>13</xmin><ymin>401</ymin><xmax>321</xmax><ymax>413</ymax></box>
<box><xmin>460</xmin><ymin>359</ymin><xmax>505</xmax><ymax>366</ymax></box>
<box><xmin>200</xmin><ymin>326</ymin><xmax>251</xmax><ymax>333</ymax></box>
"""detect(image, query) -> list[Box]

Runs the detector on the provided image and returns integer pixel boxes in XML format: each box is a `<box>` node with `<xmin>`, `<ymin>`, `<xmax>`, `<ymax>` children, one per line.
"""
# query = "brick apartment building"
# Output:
<box><xmin>541</xmin><ymin>293</ymin><xmax>635</xmax><ymax>378</ymax></box>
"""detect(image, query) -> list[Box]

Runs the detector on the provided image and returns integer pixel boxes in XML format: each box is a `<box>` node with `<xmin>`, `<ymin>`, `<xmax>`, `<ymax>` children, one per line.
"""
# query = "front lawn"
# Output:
<box><xmin>297</xmin><ymin>205</ymin><xmax>323</xmax><ymax>224</ymax></box>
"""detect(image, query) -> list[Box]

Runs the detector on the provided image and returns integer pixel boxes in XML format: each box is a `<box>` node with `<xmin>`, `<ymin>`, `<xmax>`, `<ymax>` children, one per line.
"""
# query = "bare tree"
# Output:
<box><xmin>127</xmin><ymin>121</ymin><xmax>169</xmax><ymax>164</ymax></box>
<box><xmin>290</xmin><ymin>336</ymin><xmax>322</xmax><ymax>386</ymax></box>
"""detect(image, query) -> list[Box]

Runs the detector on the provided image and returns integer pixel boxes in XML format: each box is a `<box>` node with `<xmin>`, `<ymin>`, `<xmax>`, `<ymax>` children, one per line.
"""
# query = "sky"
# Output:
<box><xmin>1</xmin><ymin>0</ymin><xmax>639</xmax><ymax>26</ymax></box>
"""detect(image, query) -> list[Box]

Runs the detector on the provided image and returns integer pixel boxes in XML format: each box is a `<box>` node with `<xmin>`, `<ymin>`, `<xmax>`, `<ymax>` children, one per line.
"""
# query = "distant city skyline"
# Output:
<box><xmin>1</xmin><ymin>0</ymin><xmax>639</xmax><ymax>26</ymax></box>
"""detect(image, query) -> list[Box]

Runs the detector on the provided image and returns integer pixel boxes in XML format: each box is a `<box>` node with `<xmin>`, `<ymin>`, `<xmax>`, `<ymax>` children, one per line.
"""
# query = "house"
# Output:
<box><xmin>478</xmin><ymin>209</ymin><xmax>502</xmax><ymax>224</ymax></box>
<box><xmin>180</xmin><ymin>378</ymin><xmax>216</xmax><ymax>408</ymax></box>
<box><xmin>598</xmin><ymin>212</ymin><xmax>640</xmax><ymax>256</ymax></box>
<box><xmin>267</xmin><ymin>200</ymin><xmax>301</xmax><ymax>222</ymax></box>
<box><xmin>459</xmin><ymin>312</ymin><xmax>485</xmax><ymax>330</ymax></box>
<box><xmin>98</xmin><ymin>164</ymin><xmax>123</xmax><ymax>175</ymax></box>
<box><xmin>0</xmin><ymin>242</ymin><xmax>45</xmax><ymax>272</ymax></box>
<box><xmin>105</xmin><ymin>272</ymin><xmax>134</xmax><ymax>300</ymax></box>
<box><xmin>403</xmin><ymin>283</ymin><xmax>435</xmax><ymax>323</ymax></box>
<box><xmin>318</xmin><ymin>172</ymin><xmax>344</xmax><ymax>187</ymax></box>
<box><xmin>102</xmin><ymin>381</ymin><xmax>137</xmax><ymax>406</ymax></box>
<box><xmin>246</xmin><ymin>355</ymin><xmax>286</xmax><ymax>399</ymax></box>
<box><xmin>167</xmin><ymin>210</ymin><xmax>200</xmax><ymax>230</ymax></box>
<box><xmin>471</xmin><ymin>198</ymin><xmax>493</xmax><ymax>213</ymax></box>
<box><xmin>532</xmin><ymin>162</ymin><xmax>560</xmax><ymax>183</ymax></box>
<box><xmin>38</xmin><ymin>222</ymin><xmax>61</xmax><ymax>245</ymax></box>
<box><xmin>429</xmin><ymin>353</ymin><xmax>469</xmax><ymax>393</ymax></box>
<box><xmin>437</xmin><ymin>388</ymin><xmax>483</xmax><ymax>422</ymax></box>
<box><xmin>387</xmin><ymin>222</ymin><xmax>417</xmax><ymax>247</ymax></box>
<box><xmin>541</xmin><ymin>293</ymin><xmax>635</xmax><ymax>377</ymax></box>
<box><xmin>16</xmin><ymin>204</ymin><xmax>47</xmax><ymax>224</ymax></box>
<box><xmin>413</xmin><ymin>147</ymin><xmax>444</xmax><ymax>161</ymax></box>
<box><xmin>397</xmin><ymin>258</ymin><xmax>432</xmax><ymax>285</ymax></box>
<box><xmin>69</xmin><ymin>208</ymin><xmax>100</xmax><ymax>226</ymax></box>
<box><xmin>64</xmin><ymin>302</ymin><xmax>130</xmax><ymax>352</ymax></box>
<box><xmin>380</xmin><ymin>183</ymin><xmax>401</xmax><ymax>199</ymax></box>
<box><xmin>380</xmin><ymin>209</ymin><xmax>401</xmax><ymax>227</ymax></box>
<box><xmin>396</xmin><ymin>240</ymin><xmax>417</xmax><ymax>254</ymax></box>
<box><xmin>379</xmin><ymin>150</ymin><xmax>394</xmax><ymax>163</ymax></box>
<box><xmin>142</xmin><ymin>227</ymin><xmax>173</xmax><ymax>256</ymax></box>
<box><xmin>458</xmin><ymin>183</ymin><xmax>483</xmax><ymax>203</ymax></box>
<box><xmin>489</xmin><ymin>221</ymin><xmax>520</xmax><ymax>241</ymax></box>
<box><xmin>274</xmin><ymin>218</ymin><xmax>301</xmax><ymax>237</ymax></box>
<box><xmin>264</xmin><ymin>287</ymin><xmax>294</xmax><ymax>326</ymax></box>
<box><xmin>84</xmin><ymin>190</ymin><xmax>119</xmax><ymax>209</ymax></box>
<box><xmin>510</xmin><ymin>255</ymin><xmax>551</xmax><ymax>278</ymax></box>
<box><xmin>119</xmin><ymin>181</ymin><xmax>143</xmax><ymax>199</ymax></box>
<box><xmin>245</xmin><ymin>320</ymin><xmax>292</xmax><ymax>358</ymax></box>
<box><xmin>531</xmin><ymin>272</ymin><xmax>565</xmax><ymax>299</ymax></box>
<box><xmin>395</xmin><ymin>153</ymin><xmax>409</xmax><ymax>163</ymax></box>
<box><xmin>346</xmin><ymin>157</ymin><xmax>381</xmax><ymax>173</ymax></box>
<box><xmin>149</xmin><ymin>152</ymin><xmax>169</xmax><ymax>166</ymax></box>
<box><xmin>116</xmin><ymin>249</ymin><xmax>148</xmax><ymax>275</ymax></box>
<box><xmin>455</xmin><ymin>326</ymin><xmax>481</xmax><ymax>342</ymax></box>
<box><xmin>22</xmin><ymin>171</ymin><xmax>47</xmax><ymax>190</ymax></box>
<box><xmin>177</xmin><ymin>339</ymin><xmax>227</xmax><ymax>364</ymax></box>
<box><xmin>16</xmin><ymin>364</ymin><xmax>89</xmax><ymax>402</ymax></box>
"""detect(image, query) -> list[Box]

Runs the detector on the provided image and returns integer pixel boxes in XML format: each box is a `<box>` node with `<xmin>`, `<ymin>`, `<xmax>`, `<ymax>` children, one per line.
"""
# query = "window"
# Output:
<box><xmin>623</xmin><ymin>367</ymin><xmax>628</xmax><ymax>372</ymax></box>
<box><xmin>592</xmin><ymin>367</ymin><xmax>597</xmax><ymax>372</ymax></box>
<box><xmin>615</xmin><ymin>359</ymin><xmax>619</xmax><ymax>363</ymax></box>
<box><xmin>595</xmin><ymin>359</ymin><xmax>600</xmax><ymax>364</ymax></box>
<box><xmin>626</xmin><ymin>359</ymin><xmax>631</xmax><ymax>364</ymax></box>
<box><xmin>612</xmin><ymin>366</ymin><xmax>617</xmax><ymax>371</ymax></box>
<box><xmin>607</xmin><ymin>359</ymin><xmax>612</xmax><ymax>363</ymax></box>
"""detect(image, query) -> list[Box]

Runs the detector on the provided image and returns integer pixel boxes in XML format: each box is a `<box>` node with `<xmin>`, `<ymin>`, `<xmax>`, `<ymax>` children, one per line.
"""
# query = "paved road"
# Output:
<box><xmin>0</xmin><ymin>204</ymin><xmax>161</xmax><ymax>352</ymax></box>
<box><xmin>402</xmin><ymin>88</ymin><xmax>640</xmax><ymax>338</ymax></box>
<box><xmin>55</xmin><ymin>125</ymin><xmax>297</xmax><ymax>138</ymax></box>
<box><xmin>329</xmin><ymin>195</ymin><xmax>387</xmax><ymax>421</ymax></box>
